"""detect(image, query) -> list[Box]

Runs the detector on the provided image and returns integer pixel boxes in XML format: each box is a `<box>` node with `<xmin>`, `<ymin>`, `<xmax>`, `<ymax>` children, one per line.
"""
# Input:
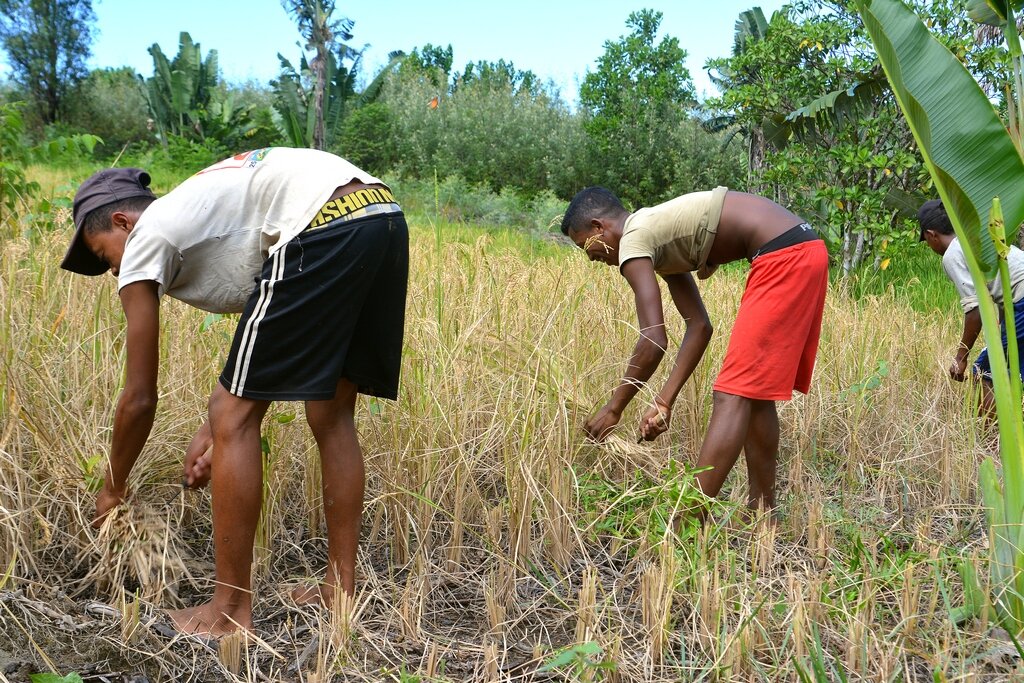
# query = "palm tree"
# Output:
<box><xmin>704</xmin><ymin>7</ymin><xmax>772</xmax><ymax>192</ymax></box>
<box><xmin>281</xmin><ymin>0</ymin><xmax>353</xmax><ymax>150</ymax></box>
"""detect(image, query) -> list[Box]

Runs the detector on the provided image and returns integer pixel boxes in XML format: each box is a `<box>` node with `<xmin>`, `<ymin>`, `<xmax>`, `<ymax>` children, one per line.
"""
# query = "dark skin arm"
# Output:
<box><xmin>951</xmin><ymin>307</ymin><xmax>981</xmax><ymax>382</ymax></box>
<box><xmin>93</xmin><ymin>281</ymin><xmax>160</xmax><ymax>528</ymax></box>
<box><xmin>639</xmin><ymin>272</ymin><xmax>713</xmax><ymax>440</ymax></box>
<box><xmin>585</xmin><ymin>258</ymin><xmax>668</xmax><ymax>441</ymax></box>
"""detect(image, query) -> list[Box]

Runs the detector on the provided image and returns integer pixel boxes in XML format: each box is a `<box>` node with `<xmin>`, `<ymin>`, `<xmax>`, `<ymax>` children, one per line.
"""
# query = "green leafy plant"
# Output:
<box><xmin>578</xmin><ymin>460</ymin><xmax>717</xmax><ymax>551</ymax></box>
<box><xmin>539</xmin><ymin>641</ymin><xmax>615</xmax><ymax>681</ymax></box>
<box><xmin>578</xmin><ymin>10</ymin><xmax>700</xmax><ymax>206</ymax></box>
<box><xmin>793</xmin><ymin>622</ymin><xmax>849</xmax><ymax>683</ymax></box>
<box><xmin>274</xmin><ymin>0</ymin><xmax>403</xmax><ymax>151</ymax></box>
<box><xmin>839</xmin><ymin>359</ymin><xmax>890</xmax><ymax>400</ymax></box>
<box><xmin>141</xmin><ymin>32</ymin><xmax>259</xmax><ymax>149</ymax></box>
<box><xmin>0</xmin><ymin>102</ymin><xmax>98</xmax><ymax>230</ymax></box>
<box><xmin>76</xmin><ymin>453</ymin><xmax>104</xmax><ymax>493</ymax></box>
<box><xmin>199</xmin><ymin>313</ymin><xmax>223</xmax><ymax>332</ymax></box>
<box><xmin>707</xmin><ymin>4</ymin><xmax>927</xmax><ymax>274</ymax></box>
<box><xmin>30</xmin><ymin>673</ymin><xmax>84</xmax><ymax>683</ymax></box>
<box><xmin>966</xmin><ymin>0</ymin><xmax>1024</xmax><ymax>151</ymax></box>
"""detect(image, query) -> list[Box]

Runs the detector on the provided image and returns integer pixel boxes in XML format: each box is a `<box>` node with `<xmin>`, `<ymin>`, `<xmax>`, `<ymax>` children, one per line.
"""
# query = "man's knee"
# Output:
<box><xmin>305</xmin><ymin>380</ymin><xmax>358</xmax><ymax>435</ymax></box>
<box><xmin>711</xmin><ymin>390</ymin><xmax>751</xmax><ymax>410</ymax></box>
<box><xmin>208</xmin><ymin>383</ymin><xmax>265</xmax><ymax>435</ymax></box>
<box><xmin>305</xmin><ymin>403</ymin><xmax>355</xmax><ymax>440</ymax></box>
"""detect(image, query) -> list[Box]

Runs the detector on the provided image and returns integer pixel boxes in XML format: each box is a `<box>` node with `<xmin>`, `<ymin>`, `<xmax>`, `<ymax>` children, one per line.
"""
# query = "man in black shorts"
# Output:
<box><xmin>61</xmin><ymin>148</ymin><xmax>408</xmax><ymax>636</ymax></box>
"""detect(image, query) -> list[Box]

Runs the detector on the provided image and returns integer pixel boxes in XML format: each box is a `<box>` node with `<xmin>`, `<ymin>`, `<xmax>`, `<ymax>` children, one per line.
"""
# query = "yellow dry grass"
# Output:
<box><xmin>0</xmin><ymin>205</ymin><xmax>1014</xmax><ymax>681</ymax></box>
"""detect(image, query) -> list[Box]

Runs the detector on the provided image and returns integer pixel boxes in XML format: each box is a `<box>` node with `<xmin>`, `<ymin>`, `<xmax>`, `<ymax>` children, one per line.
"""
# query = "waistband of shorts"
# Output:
<box><xmin>751</xmin><ymin>222</ymin><xmax>820</xmax><ymax>261</ymax></box>
<box><xmin>305</xmin><ymin>186</ymin><xmax>402</xmax><ymax>232</ymax></box>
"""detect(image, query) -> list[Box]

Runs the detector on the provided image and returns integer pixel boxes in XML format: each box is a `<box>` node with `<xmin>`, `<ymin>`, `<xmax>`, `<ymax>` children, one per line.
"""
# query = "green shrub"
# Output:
<box><xmin>383</xmin><ymin>70</ymin><xmax>588</xmax><ymax>198</ymax></box>
<box><xmin>335</xmin><ymin>102</ymin><xmax>397</xmax><ymax>172</ymax></box>
<box><xmin>386</xmin><ymin>174</ymin><xmax>567</xmax><ymax>236</ymax></box>
<box><xmin>120</xmin><ymin>135</ymin><xmax>228</xmax><ymax>188</ymax></box>
<box><xmin>0</xmin><ymin>102</ymin><xmax>99</xmax><ymax>234</ymax></box>
<box><xmin>64</xmin><ymin>67</ymin><xmax>153</xmax><ymax>158</ymax></box>
<box><xmin>222</xmin><ymin>80</ymin><xmax>283</xmax><ymax>151</ymax></box>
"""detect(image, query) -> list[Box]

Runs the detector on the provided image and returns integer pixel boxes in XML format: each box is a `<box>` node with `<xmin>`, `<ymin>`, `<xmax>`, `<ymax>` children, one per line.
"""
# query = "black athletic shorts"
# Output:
<box><xmin>219</xmin><ymin>205</ymin><xmax>409</xmax><ymax>402</ymax></box>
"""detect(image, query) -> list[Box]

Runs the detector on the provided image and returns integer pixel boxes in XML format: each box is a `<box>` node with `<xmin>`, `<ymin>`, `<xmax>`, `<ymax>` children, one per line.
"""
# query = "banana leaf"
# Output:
<box><xmin>855</xmin><ymin>0</ymin><xmax>1024</xmax><ymax>632</ymax></box>
<box><xmin>966</xmin><ymin>0</ymin><xmax>1023</xmax><ymax>26</ymax></box>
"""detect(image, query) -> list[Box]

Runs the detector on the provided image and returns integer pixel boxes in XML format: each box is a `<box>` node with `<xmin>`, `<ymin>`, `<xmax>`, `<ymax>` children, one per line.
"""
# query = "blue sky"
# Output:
<box><xmin>1</xmin><ymin>1</ymin><xmax>790</xmax><ymax>103</ymax></box>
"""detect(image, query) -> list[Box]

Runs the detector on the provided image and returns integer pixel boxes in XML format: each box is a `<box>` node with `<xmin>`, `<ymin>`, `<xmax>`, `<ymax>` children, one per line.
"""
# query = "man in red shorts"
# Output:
<box><xmin>561</xmin><ymin>186</ymin><xmax>827</xmax><ymax>513</ymax></box>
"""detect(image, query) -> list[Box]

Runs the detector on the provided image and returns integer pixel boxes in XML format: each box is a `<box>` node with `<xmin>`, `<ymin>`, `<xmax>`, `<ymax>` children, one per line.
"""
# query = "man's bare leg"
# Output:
<box><xmin>292</xmin><ymin>378</ymin><xmax>363</xmax><ymax>607</ymax></box>
<box><xmin>692</xmin><ymin>391</ymin><xmax>753</xmax><ymax>520</ymax></box>
<box><xmin>742</xmin><ymin>399</ymin><xmax>779</xmax><ymax>512</ymax></box>
<box><xmin>169</xmin><ymin>384</ymin><xmax>270</xmax><ymax>637</ymax></box>
<box><xmin>980</xmin><ymin>379</ymin><xmax>996</xmax><ymax>421</ymax></box>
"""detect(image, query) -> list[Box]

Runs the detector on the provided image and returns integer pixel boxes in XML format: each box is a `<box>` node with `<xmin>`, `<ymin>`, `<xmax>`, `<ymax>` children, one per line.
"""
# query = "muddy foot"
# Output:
<box><xmin>167</xmin><ymin>603</ymin><xmax>251</xmax><ymax>638</ymax></box>
<box><xmin>291</xmin><ymin>583</ymin><xmax>335</xmax><ymax>608</ymax></box>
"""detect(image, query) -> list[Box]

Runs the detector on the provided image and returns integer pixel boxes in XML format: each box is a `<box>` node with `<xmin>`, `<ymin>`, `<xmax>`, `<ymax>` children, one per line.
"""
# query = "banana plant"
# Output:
<box><xmin>854</xmin><ymin>0</ymin><xmax>1024</xmax><ymax>633</ymax></box>
<box><xmin>141</xmin><ymin>33</ymin><xmax>215</xmax><ymax>141</ymax></box>
<box><xmin>271</xmin><ymin>48</ymin><xmax>403</xmax><ymax>150</ymax></box>
<box><xmin>140</xmin><ymin>31</ymin><xmax>254</xmax><ymax>147</ymax></box>
<box><xmin>966</xmin><ymin>0</ymin><xmax>1024</xmax><ymax>151</ymax></box>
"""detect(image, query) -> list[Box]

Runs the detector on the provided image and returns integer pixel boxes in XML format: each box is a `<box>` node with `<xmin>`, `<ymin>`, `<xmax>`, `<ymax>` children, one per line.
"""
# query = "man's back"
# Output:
<box><xmin>117</xmin><ymin>148</ymin><xmax>384</xmax><ymax>313</ymax></box>
<box><xmin>942</xmin><ymin>237</ymin><xmax>1024</xmax><ymax>312</ymax></box>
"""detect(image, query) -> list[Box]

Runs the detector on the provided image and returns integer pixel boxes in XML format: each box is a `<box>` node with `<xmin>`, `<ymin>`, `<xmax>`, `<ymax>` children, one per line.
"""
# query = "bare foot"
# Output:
<box><xmin>290</xmin><ymin>582</ymin><xmax>335</xmax><ymax>608</ymax></box>
<box><xmin>167</xmin><ymin>603</ymin><xmax>251</xmax><ymax>638</ymax></box>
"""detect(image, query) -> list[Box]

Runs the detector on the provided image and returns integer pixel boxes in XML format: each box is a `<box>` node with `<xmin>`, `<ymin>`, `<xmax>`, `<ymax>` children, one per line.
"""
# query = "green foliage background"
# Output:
<box><xmin>0</xmin><ymin>0</ymin><xmax>1019</xmax><ymax>278</ymax></box>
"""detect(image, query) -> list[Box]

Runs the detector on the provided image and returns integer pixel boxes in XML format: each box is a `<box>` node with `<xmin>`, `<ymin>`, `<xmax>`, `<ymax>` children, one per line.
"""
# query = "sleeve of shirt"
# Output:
<box><xmin>117</xmin><ymin>231</ymin><xmax>181</xmax><ymax>298</ymax></box>
<box><xmin>617</xmin><ymin>223</ymin><xmax>655</xmax><ymax>270</ymax></box>
<box><xmin>942</xmin><ymin>247</ymin><xmax>978</xmax><ymax>313</ymax></box>
<box><xmin>1008</xmin><ymin>246</ymin><xmax>1024</xmax><ymax>304</ymax></box>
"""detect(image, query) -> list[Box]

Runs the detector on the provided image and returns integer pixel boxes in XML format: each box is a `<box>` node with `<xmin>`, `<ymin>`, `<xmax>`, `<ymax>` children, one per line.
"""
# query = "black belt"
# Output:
<box><xmin>751</xmin><ymin>222</ymin><xmax>819</xmax><ymax>261</ymax></box>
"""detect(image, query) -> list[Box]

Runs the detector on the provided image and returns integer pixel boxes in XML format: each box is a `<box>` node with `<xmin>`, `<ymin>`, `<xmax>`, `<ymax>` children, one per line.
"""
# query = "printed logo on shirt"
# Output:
<box><xmin>195</xmin><ymin>148</ymin><xmax>272</xmax><ymax>175</ymax></box>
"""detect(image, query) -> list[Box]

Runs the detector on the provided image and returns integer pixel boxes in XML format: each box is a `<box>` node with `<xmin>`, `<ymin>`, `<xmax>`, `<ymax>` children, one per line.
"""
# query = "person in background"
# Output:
<box><xmin>918</xmin><ymin>198</ymin><xmax>1024</xmax><ymax>416</ymax></box>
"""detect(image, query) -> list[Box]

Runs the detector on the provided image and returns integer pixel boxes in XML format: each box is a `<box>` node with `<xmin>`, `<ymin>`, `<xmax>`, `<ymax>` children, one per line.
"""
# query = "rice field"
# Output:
<box><xmin>0</xmin><ymin>187</ymin><xmax>1016</xmax><ymax>681</ymax></box>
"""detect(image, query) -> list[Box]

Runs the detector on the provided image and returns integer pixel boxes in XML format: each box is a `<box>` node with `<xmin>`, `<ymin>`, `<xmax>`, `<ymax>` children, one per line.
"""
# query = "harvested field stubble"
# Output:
<box><xmin>0</xmin><ymin>213</ymin><xmax>1012</xmax><ymax>681</ymax></box>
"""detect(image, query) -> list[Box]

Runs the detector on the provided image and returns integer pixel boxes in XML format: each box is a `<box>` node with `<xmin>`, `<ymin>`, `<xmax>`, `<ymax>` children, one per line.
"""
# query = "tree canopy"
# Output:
<box><xmin>0</xmin><ymin>0</ymin><xmax>95</xmax><ymax>125</ymax></box>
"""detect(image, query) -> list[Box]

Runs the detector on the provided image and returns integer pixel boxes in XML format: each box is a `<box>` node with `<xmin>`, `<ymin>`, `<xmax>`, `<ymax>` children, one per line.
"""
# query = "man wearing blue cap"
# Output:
<box><xmin>63</xmin><ymin>148</ymin><xmax>409</xmax><ymax>636</ymax></box>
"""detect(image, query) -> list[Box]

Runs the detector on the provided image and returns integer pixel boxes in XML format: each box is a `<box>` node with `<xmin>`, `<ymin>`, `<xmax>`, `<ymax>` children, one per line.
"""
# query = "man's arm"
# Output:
<box><xmin>638</xmin><ymin>272</ymin><xmax>712</xmax><ymax>440</ymax></box>
<box><xmin>94</xmin><ymin>280</ymin><xmax>160</xmax><ymax>527</ymax></box>
<box><xmin>584</xmin><ymin>258</ymin><xmax>667</xmax><ymax>441</ymax></box>
<box><xmin>951</xmin><ymin>307</ymin><xmax>982</xmax><ymax>381</ymax></box>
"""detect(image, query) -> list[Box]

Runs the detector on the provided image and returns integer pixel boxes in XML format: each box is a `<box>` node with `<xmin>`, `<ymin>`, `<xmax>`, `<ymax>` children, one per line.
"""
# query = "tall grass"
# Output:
<box><xmin>840</xmin><ymin>244</ymin><xmax>956</xmax><ymax>314</ymax></box>
<box><xmin>0</xmin><ymin>198</ymin><xmax>1011</xmax><ymax>680</ymax></box>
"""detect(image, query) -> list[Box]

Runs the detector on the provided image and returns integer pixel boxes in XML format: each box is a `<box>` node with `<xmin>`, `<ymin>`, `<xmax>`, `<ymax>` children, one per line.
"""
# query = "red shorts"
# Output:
<box><xmin>712</xmin><ymin>240</ymin><xmax>828</xmax><ymax>401</ymax></box>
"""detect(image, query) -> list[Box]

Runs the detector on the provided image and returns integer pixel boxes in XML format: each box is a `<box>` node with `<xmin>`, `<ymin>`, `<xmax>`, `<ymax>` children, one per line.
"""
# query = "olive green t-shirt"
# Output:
<box><xmin>617</xmin><ymin>186</ymin><xmax>729</xmax><ymax>279</ymax></box>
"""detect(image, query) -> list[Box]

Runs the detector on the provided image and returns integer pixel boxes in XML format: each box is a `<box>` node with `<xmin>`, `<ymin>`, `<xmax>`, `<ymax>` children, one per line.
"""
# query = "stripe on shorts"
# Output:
<box><xmin>229</xmin><ymin>247</ymin><xmax>287</xmax><ymax>395</ymax></box>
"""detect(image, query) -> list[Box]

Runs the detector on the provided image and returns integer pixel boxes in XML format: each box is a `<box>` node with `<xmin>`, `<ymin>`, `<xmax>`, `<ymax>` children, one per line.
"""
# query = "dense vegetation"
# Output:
<box><xmin>0</xmin><ymin>0</ymin><xmax>1016</xmax><ymax>275</ymax></box>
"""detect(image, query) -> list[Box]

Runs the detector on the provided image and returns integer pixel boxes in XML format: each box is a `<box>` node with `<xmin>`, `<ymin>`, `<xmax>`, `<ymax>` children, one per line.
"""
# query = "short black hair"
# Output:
<box><xmin>82</xmin><ymin>196</ymin><xmax>155</xmax><ymax>235</ymax></box>
<box><xmin>561</xmin><ymin>187</ymin><xmax>627</xmax><ymax>236</ymax></box>
<box><xmin>917</xmin><ymin>199</ymin><xmax>953</xmax><ymax>240</ymax></box>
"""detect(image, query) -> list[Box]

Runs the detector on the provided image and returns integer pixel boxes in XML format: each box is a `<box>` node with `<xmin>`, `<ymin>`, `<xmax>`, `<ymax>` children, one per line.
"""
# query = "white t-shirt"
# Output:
<box><xmin>942</xmin><ymin>236</ymin><xmax>1024</xmax><ymax>313</ymax></box>
<box><xmin>117</xmin><ymin>147</ymin><xmax>384</xmax><ymax>313</ymax></box>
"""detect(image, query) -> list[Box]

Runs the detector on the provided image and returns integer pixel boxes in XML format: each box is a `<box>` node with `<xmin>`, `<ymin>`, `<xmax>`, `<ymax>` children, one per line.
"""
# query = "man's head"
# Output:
<box><xmin>918</xmin><ymin>198</ymin><xmax>955</xmax><ymax>256</ymax></box>
<box><xmin>61</xmin><ymin>168</ymin><xmax>156</xmax><ymax>276</ymax></box>
<box><xmin>560</xmin><ymin>187</ymin><xmax>630</xmax><ymax>266</ymax></box>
